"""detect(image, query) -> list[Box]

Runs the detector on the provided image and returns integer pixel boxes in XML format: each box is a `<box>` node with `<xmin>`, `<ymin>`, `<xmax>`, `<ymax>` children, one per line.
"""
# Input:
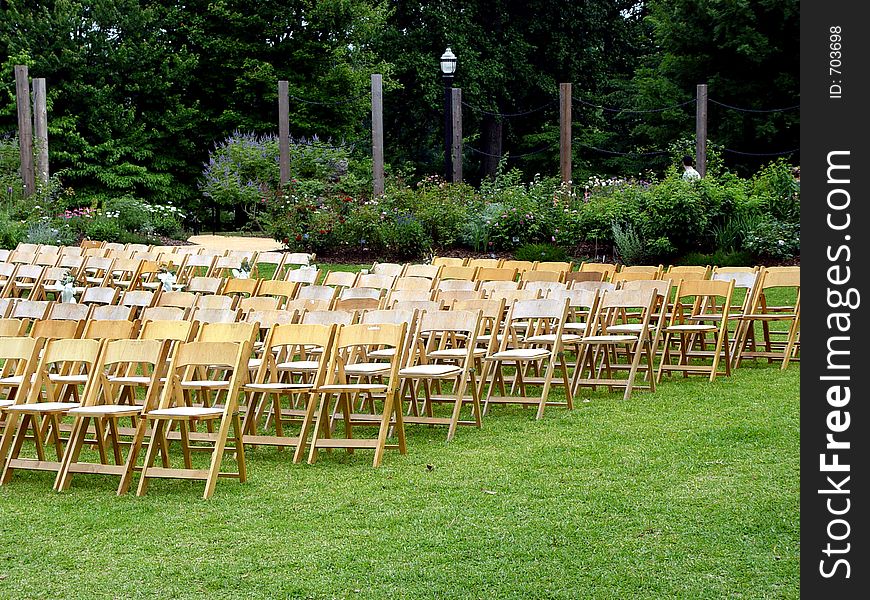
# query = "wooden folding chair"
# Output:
<box><xmin>733</xmin><ymin>267</ymin><xmax>800</xmax><ymax>369</ymax></box>
<box><xmin>47</xmin><ymin>301</ymin><xmax>91</xmax><ymax>323</ymax></box>
<box><xmin>577</xmin><ymin>262</ymin><xmax>616</xmax><ymax>281</ymax></box>
<box><xmin>656</xmin><ymin>279</ymin><xmax>736</xmax><ymax>383</ymax></box>
<box><xmin>296</xmin><ymin>285</ymin><xmax>338</xmax><ymax>304</ymax></box>
<box><xmin>82</xmin><ymin>319</ymin><xmax>138</xmax><ymax>341</ymax></box>
<box><xmin>0</xmin><ymin>338</ymin><xmax>103</xmax><ymax>485</ymax></box>
<box><xmin>398</xmin><ymin>309</ymin><xmax>484</xmax><ymax>440</ymax></box>
<box><xmin>483</xmin><ymin>298</ymin><xmax>573</xmax><ymax>419</ymax></box>
<box><xmin>187</xmin><ymin>276</ymin><xmax>224</xmax><ymax>296</ymax></box>
<box><xmin>80</xmin><ymin>286</ymin><xmax>119</xmax><ymax>307</ymax></box>
<box><xmin>322</xmin><ymin>270</ymin><xmax>359</xmax><ymax>289</ymax></box>
<box><xmin>55</xmin><ymin>339</ymin><xmax>169</xmax><ymax>494</ymax></box>
<box><xmin>242</xmin><ymin>323</ymin><xmax>337</xmax><ymax>461</ymax></box>
<box><xmin>175</xmin><ymin>253</ymin><xmax>216</xmax><ymax>283</ymax></box>
<box><xmin>571</xmin><ymin>288</ymin><xmax>659</xmax><ymax>400</ymax></box>
<box><xmin>136</xmin><ymin>340</ymin><xmax>252</xmax><ymax>498</ymax></box>
<box><xmin>250</xmin><ymin>251</ymin><xmax>286</xmax><ymax>280</ymax></box>
<box><xmin>307</xmin><ymin>322</ymin><xmax>409</xmax><ymax>467</ymax></box>
<box><xmin>521</xmin><ymin>269</ymin><xmax>563</xmax><ymax>284</ymax></box>
<box><xmin>501</xmin><ymin>260</ymin><xmax>536</xmax><ymax>275</ymax></box>
<box><xmin>0</xmin><ymin>337</ymin><xmax>43</xmax><ymax>428</ymax></box>
<box><xmin>564</xmin><ymin>270</ymin><xmax>605</xmax><ymax>286</ymax></box>
<box><xmin>195</xmin><ymin>293</ymin><xmax>235</xmax><ymax>310</ymax></box>
<box><xmin>4</xmin><ymin>263</ymin><xmax>44</xmax><ymax>298</ymax></box>
<box><xmin>222</xmin><ymin>277</ymin><xmax>260</xmax><ymax>302</ymax></box>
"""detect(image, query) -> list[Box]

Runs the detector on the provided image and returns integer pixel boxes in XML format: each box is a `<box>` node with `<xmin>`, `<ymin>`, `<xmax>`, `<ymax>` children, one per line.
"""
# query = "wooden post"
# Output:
<box><xmin>560</xmin><ymin>83</ymin><xmax>572</xmax><ymax>185</ymax></box>
<box><xmin>14</xmin><ymin>65</ymin><xmax>35</xmax><ymax>197</ymax></box>
<box><xmin>32</xmin><ymin>78</ymin><xmax>49</xmax><ymax>185</ymax></box>
<box><xmin>371</xmin><ymin>74</ymin><xmax>385</xmax><ymax>196</ymax></box>
<box><xmin>278</xmin><ymin>80</ymin><xmax>290</xmax><ymax>187</ymax></box>
<box><xmin>451</xmin><ymin>88</ymin><xmax>462</xmax><ymax>183</ymax></box>
<box><xmin>695</xmin><ymin>83</ymin><xmax>708</xmax><ymax>178</ymax></box>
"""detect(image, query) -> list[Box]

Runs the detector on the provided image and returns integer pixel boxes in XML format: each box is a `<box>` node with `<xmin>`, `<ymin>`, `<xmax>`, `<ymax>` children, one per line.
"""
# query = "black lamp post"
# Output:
<box><xmin>440</xmin><ymin>47</ymin><xmax>457</xmax><ymax>182</ymax></box>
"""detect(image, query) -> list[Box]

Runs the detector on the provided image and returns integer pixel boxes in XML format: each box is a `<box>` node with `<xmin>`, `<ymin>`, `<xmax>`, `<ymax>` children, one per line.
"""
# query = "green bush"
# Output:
<box><xmin>104</xmin><ymin>195</ymin><xmax>150</xmax><ymax>234</ymax></box>
<box><xmin>379</xmin><ymin>212</ymin><xmax>431</xmax><ymax>260</ymax></box>
<box><xmin>0</xmin><ymin>212</ymin><xmax>26</xmax><ymax>249</ymax></box>
<box><xmin>84</xmin><ymin>215</ymin><xmax>123</xmax><ymax>242</ymax></box>
<box><xmin>743</xmin><ymin>217</ymin><xmax>800</xmax><ymax>260</ymax></box>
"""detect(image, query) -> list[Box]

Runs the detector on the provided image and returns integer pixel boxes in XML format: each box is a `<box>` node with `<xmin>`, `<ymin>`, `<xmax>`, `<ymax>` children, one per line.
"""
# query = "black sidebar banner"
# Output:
<box><xmin>801</xmin><ymin>1</ymin><xmax>869</xmax><ymax>597</ymax></box>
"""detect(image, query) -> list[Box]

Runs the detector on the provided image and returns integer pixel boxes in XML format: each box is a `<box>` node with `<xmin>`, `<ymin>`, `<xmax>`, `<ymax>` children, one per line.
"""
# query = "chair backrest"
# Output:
<box><xmin>140</xmin><ymin>306</ymin><xmax>186</xmax><ymax>322</ymax></box>
<box><xmin>466</xmin><ymin>258</ymin><xmax>502</xmax><ymax>269</ymax></box>
<box><xmin>435</xmin><ymin>289</ymin><xmax>480</xmax><ymax>304</ymax></box>
<box><xmin>256</xmin><ymin>280</ymin><xmax>300</xmax><ymax>307</ymax></box>
<box><xmin>296</xmin><ymin>284</ymin><xmax>338</xmax><ymax>302</ymax></box>
<box><xmin>251</xmin><ymin>251</ymin><xmax>285</xmax><ymax>279</ymax></box>
<box><xmin>402</xmin><ymin>264</ymin><xmax>441</xmax><ymax>279</ymax></box>
<box><xmin>284</xmin><ymin>267</ymin><xmax>320</xmax><ymax>284</ymax></box>
<box><xmin>386</xmin><ymin>289</ymin><xmax>434</xmax><ymax>305</ymax></box>
<box><xmin>487</xmin><ymin>289</ymin><xmax>540</xmax><ymax>307</ymax></box>
<box><xmin>11</xmin><ymin>299</ymin><xmax>50</xmax><ymax>321</ymax></box>
<box><xmin>283</xmin><ymin>298</ymin><xmax>333</xmax><ymax>313</ymax></box>
<box><xmin>80</xmin><ymin>286</ymin><xmax>119</xmax><ymax>306</ymax></box>
<box><xmin>222</xmin><ymin>277</ymin><xmax>260</xmax><ymax>299</ymax></box>
<box><xmin>474</xmin><ymin>267</ymin><xmax>517</xmax><ymax>283</ymax></box>
<box><xmin>195</xmin><ymin>294</ymin><xmax>235</xmax><ymax>310</ymax></box>
<box><xmin>438</xmin><ymin>265</ymin><xmax>477</xmax><ymax>281</ymax></box>
<box><xmin>578</xmin><ymin>262</ymin><xmax>615</xmax><ymax>280</ymax></box>
<box><xmin>524</xmin><ymin>281</ymin><xmax>568</xmax><ymax>296</ymax></box>
<box><xmin>322</xmin><ymin>270</ymin><xmax>358</xmax><ymax>288</ymax></box>
<box><xmin>477</xmin><ymin>280</ymin><xmax>520</xmax><ymax>298</ymax></box>
<box><xmin>187</xmin><ymin>276</ymin><xmax>224</xmax><ymax>295</ymax></box>
<box><xmin>23</xmin><ymin>337</ymin><xmax>102</xmax><ymax>403</ymax></box>
<box><xmin>390</xmin><ymin>300</ymin><xmax>443</xmax><ymax>314</ymax></box>
<box><xmin>520</xmin><ymin>269</ymin><xmax>563</xmax><ymax>283</ymax></box>
<box><xmin>90</xmin><ymin>304</ymin><xmax>136</xmax><ymax>321</ymax></box>
<box><xmin>0</xmin><ymin>335</ymin><xmax>42</xmax><ymax>394</ymax></box>
<box><xmin>501</xmin><ymin>260</ymin><xmax>536</xmax><ymax>274</ymax></box>
<box><xmin>333</xmin><ymin>296</ymin><xmax>382</xmax><ymax>312</ymax></box>
<box><xmin>392</xmin><ymin>276</ymin><xmax>435</xmax><ymax>292</ymax></box>
<box><xmin>29</xmin><ymin>318</ymin><xmax>83</xmax><ymax>340</ymax></box>
<box><xmin>120</xmin><ymin>290</ymin><xmax>156</xmax><ymax>309</ymax></box>
<box><xmin>243</xmin><ymin>308</ymin><xmax>297</xmax><ymax>331</ymax></box>
<box><xmin>354</xmin><ymin>272</ymin><xmax>395</xmax><ymax>291</ymax></box>
<box><xmin>81</xmin><ymin>319</ymin><xmax>138</xmax><ymax>341</ymax></box>
<box><xmin>300</xmin><ymin>309</ymin><xmax>355</xmax><ymax>326</ymax></box>
<box><xmin>612</xmin><ymin>269</ymin><xmax>662</xmax><ymax>284</ymax></box>
<box><xmin>155</xmin><ymin>290</ymin><xmax>197</xmax><ymax>310</ymax></box>
<box><xmin>283</xmin><ymin>252</ymin><xmax>314</xmax><ymax>267</ymax></box>
<box><xmin>435</xmin><ymin>278</ymin><xmax>476</xmax><ymax>292</ymax></box>
<box><xmin>195</xmin><ymin>321</ymin><xmax>259</xmax><ymax>345</ymax></box>
<box><xmin>237</xmin><ymin>295</ymin><xmax>280</xmax><ymax>312</ymax></box>
<box><xmin>535</xmin><ymin>261</ymin><xmax>573</xmax><ymax>274</ymax></box>
<box><xmin>0</xmin><ymin>318</ymin><xmax>27</xmax><ymax>336</ymax></box>
<box><xmin>431</xmin><ymin>256</ymin><xmax>466</xmax><ymax>267</ymax></box>
<box><xmin>47</xmin><ymin>302</ymin><xmax>91</xmax><ymax>322</ymax></box>
<box><xmin>191</xmin><ymin>307</ymin><xmax>241</xmax><ymax>325</ymax></box>
<box><xmin>564</xmin><ymin>270</ymin><xmax>604</xmax><ymax>285</ymax></box>
<box><xmin>370</xmin><ymin>262</ymin><xmax>405</xmax><ymax>277</ymax></box>
<box><xmin>83</xmin><ymin>338</ymin><xmax>166</xmax><ymax>409</ymax></box>
<box><xmin>138</xmin><ymin>319</ymin><xmax>197</xmax><ymax>342</ymax></box>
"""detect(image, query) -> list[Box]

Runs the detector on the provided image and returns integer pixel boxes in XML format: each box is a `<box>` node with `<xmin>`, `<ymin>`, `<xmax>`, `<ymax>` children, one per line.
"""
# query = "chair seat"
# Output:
<box><xmin>3</xmin><ymin>401</ymin><xmax>80</xmax><ymax>413</ymax></box>
<box><xmin>664</xmin><ymin>324</ymin><xmax>717</xmax><ymax>332</ymax></box>
<box><xmin>277</xmin><ymin>360</ymin><xmax>319</xmax><ymax>371</ymax></box>
<box><xmin>399</xmin><ymin>365</ymin><xmax>462</xmax><ymax>377</ymax></box>
<box><xmin>318</xmin><ymin>384</ymin><xmax>388</xmax><ymax>393</ymax></box>
<box><xmin>147</xmin><ymin>406</ymin><xmax>225</xmax><ymax>419</ymax></box>
<box><xmin>179</xmin><ymin>380</ymin><xmax>230</xmax><ymax>389</ymax></box>
<box><xmin>344</xmin><ymin>362</ymin><xmax>391</xmax><ymax>375</ymax></box>
<box><xmin>580</xmin><ymin>334</ymin><xmax>637</xmax><ymax>344</ymax></box>
<box><xmin>487</xmin><ymin>348</ymin><xmax>550</xmax><ymax>361</ymax></box>
<box><xmin>525</xmin><ymin>333</ymin><xmax>583</xmax><ymax>344</ymax></box>
<box><xmin>368</xmin><ymin>348</ymin><xmax>396</xmax><ymax>358</ymax></box>
<box><xmin>428</xmin><ymin>348</ymin><xmax>485</xmax><ymax>359</ymax></box>
<box><xmin>69</xmin><ymin>404</ymin><xmax>145</xmax><ymax>416</ymax></box>
<box><xmin>606</xmin><ymin>324</ymin><xmax>645</xmax><ymax>333</ymax></box>
<box><xmin>107</xmin><ymin>375</ymin><xmax>151</xmax><ymax>385</ymax></box>
<box><xmin>245</xmin><ymin>382</ymin><xmax>313</xmax><ymax>391</ymax></box>
<box><xmin>740</xmin><ymin>312</ymin><xmax>796</xmax><ymax>320</ymax></box>
<box><xmin>562</xmin><ymin>322</ymin><xmax>588</xmax><ymax>332</ymax></box>
<box><xmin>0</xmin><ymin>399</ymin><xmax>14</xmax><ymax>408</ymax></box>
<box><xmin>48</xmin><ymin>374</ymin><xmax>88</xmax><ymax>384</ymax></box>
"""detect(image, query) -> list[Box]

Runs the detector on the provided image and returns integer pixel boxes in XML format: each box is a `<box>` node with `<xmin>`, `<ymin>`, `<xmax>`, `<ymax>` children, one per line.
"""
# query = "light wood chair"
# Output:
<box><xmin>242</xmin><ymin>323</ymin><xmax>337</xmax><ymax>461</ymax></box>
<box><xmin>577</xmin><ymin>261</ymin><xmax>616</xmax><ymax>281</ymax></box>
<box><xmin>195</xmin><ymin>294</ymin><xmax>235</xmax><ymax>311</ymax></box>
<box><xmin>483</xmin><ymin>298</ymin><xmax>573</xmax><ymax>419</ymax></box>
<box><xmin>402</xmin><ymin>264</ymin><xmax>441</xmax><ymax>280</ymax></box>
<box><xmin>431</xmin><ymin>256</ymin><xmax>466</xmax><ymax>267</ymax></box>
<box><xmin>54</xmin><ymin>339</ymin><xmax>169</xmax><ymax>494</ymax></box>
<box><xmin>564</xmin><ymin>270</ymin><xmax>605</xmax><ymax>286</ymax></box>
<box><xmin>656</xmin><ymin>279</ymin><xmax>736</xmax><ymax>383</ymax></box>
<box><xmin>0</xmin><ymin>336</ymin><xmax>43</xmax><ymax>428</ymax></box>
<box><xmin>733</xmin><ymin>267</ymin><xmax>800</xmax><ymax>369</ymax></box>
<box><xmin>250</xmin><ymin>251</ymin><xmax>286</xmax><ymax>280</ymax></box>
<box><xmin>255</xmin><ymin>280</ymin><xmax>300</xmax><ymax>309</ymax></box>
<box><xmin>284</xmin><ymin>267</ymin><xmax>320</xmax><ymax>285</ymax></box>
<box><xmin>370</xmin><ymin>262</ymin><xmax>405</xmax><ymax>278</ymax></box>
<box><xmin>136</xmin><ymin>340</ymin><xmax>252</xmax><ymax>498</ymax></box>
<box><xmin>187</xmin><ymin>276</ymin><xmax>224</xmax><ymax>296</ymax></box>
<box><xmin>398</xmin><ymin>309</ymin><xmax>484</xmax><ymax>441</ymax></box>
<box><xmin>322</xmin><ymin>270</ymin><xmax>359</xmax><ymax>289</ymax></box>
<box><xmin>571</xmin><ymin>288</ymin><xmax>659</xmax><ymax>400</ymax></box>
<box><xmin>307</xmin><ymin>322</ymin><xmax>409</xmax><ymax>467</ymax></box>
<box><xmin>0</xmin><ymin>338</ymin><xmax>103</xmax><ymax>485</ymax></box>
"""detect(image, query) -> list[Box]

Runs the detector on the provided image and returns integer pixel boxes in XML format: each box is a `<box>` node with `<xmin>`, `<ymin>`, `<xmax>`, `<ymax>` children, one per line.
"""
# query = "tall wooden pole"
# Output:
<box><xmin>278</xmin><ymin>80</ymin><xmax>290</xmax><ymax>187</ymax></box>
<box><xmin>695</xmin><ymin>83</ymin><xmax>708</xmax><ymax>178</ymax></box>
<box><xmin>32</xmin><ymin>78</ymin><xmax>49</xmax><ymax>185</ymax></box>
<box><xmin>559</xmin><ymin>83</ymin><xmax>572</xmax><ymax>185</ymax></box>
<box><xmin>451</xmin><ymin>88</ymin><xmax>462</xmax><ymax>183</ymax></box>
<box><xmin>14</xmin><ymin>65</ymin><xmax>35</xmax><ymax>197</ymax></box>
<box><xmin>371</xmin><ymin>74</ymin><xmax>385</xmax><ymax>197</ymax></box>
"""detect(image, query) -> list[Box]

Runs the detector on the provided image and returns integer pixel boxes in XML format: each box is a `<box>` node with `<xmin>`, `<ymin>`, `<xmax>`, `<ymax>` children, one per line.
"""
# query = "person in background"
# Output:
<box><xmin>681</xmin><ymin>155</ymin><xmax>701</xmax><ymax>181</ymax></box>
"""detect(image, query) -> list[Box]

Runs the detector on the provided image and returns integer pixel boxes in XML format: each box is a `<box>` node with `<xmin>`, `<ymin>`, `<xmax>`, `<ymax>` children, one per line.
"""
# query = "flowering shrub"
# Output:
<box><xmin>742</xmin><ymin>218</ymin><xmax>800</xmax><ymax>259</ymax></box>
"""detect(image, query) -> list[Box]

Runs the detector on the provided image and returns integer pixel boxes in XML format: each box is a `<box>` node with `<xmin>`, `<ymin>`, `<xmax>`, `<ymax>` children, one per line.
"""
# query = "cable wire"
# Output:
<box><xmin>460</xmin><ymin>100</ymin><xmax>557</xmax><ymax>118</ymax></box>
<box><xmin>572</xmin><ymin>97</ymin><xmax>696</xmax><ymax>114</ymax></box>
<box><xmin>721</xmin><ymin>147</ymin><xmax>799</xmax><ymax>157</ymax></box>
<box><xmin>572</xmin><ymin>142</ymin><xmax>669</xmax><ymax>157</ymax></box>
<box><xmin>287</xmin><ymin>92</ymin><xmax>369</xmax><ymax>107</ymax></box>
<box><xmin>709</xmin><ymin>99</ymin><xmax>800</xmax><ymax>113</ymax></box>
<box><xmin>466</xmin><ymin>143</ymin><xmax>556</xmax><ymax>159</ymax></box>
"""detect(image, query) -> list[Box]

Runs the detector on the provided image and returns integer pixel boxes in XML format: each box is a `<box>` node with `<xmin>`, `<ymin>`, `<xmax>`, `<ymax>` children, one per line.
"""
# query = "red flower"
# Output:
<box><xmin>295</xmin><ymin>235</ymin><xmax>301</xmax><ymax>241</ymax></box>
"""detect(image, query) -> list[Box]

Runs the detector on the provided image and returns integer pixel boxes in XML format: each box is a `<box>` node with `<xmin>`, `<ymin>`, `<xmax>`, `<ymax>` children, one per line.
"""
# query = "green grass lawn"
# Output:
<box><xmin>0</xmin><ymin>358</ymin><xmax>798</xmax><ymax>599</ymax></box>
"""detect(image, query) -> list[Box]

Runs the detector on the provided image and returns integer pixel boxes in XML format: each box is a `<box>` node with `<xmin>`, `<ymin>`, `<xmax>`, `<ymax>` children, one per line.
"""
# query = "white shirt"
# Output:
<box><xmin>682</xmin><ymin>166</ymin><xmax>700</xmax><ymax>181</ymax></box>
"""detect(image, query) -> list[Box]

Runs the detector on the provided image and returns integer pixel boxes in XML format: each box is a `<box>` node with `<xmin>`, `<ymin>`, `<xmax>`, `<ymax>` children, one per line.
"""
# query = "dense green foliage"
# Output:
<box><xmin>1</xmin><ymin>0</ymin><xmax>798</xmax><ymax>215</ymax></box>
